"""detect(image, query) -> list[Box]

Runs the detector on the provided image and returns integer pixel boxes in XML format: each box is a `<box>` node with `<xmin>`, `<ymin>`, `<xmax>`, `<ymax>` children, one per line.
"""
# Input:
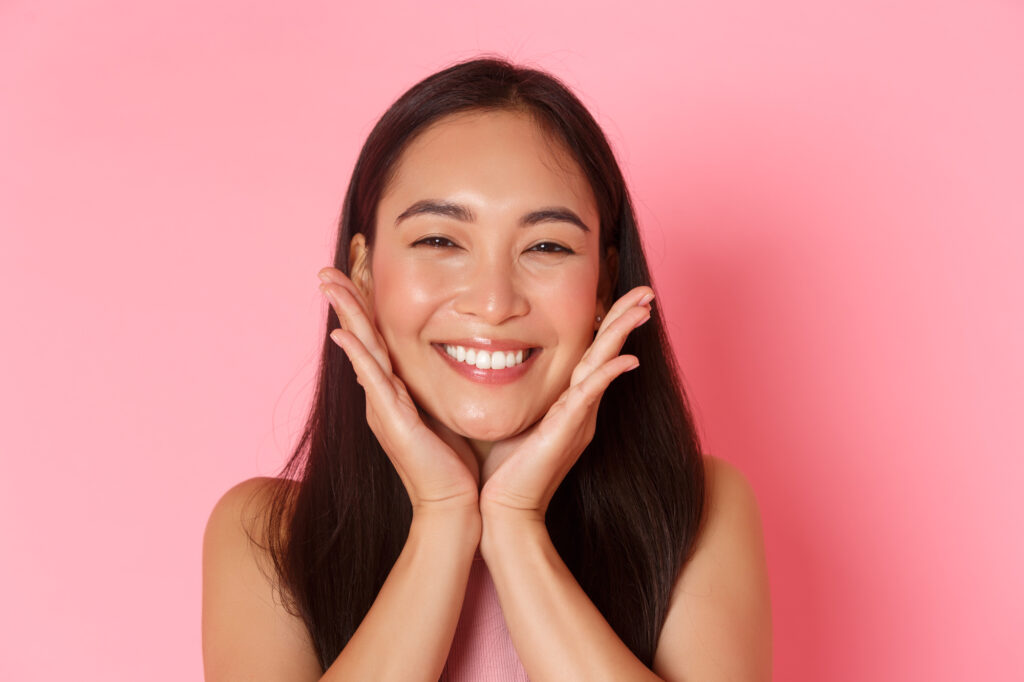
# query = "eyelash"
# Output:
<box><xmin>530</xmin><ymin>242</ymin><xmax>574</xmax><ymax>254</ymax></box>
<box><xmin>412</xmin><ymin>237</ymin><xmax>575</xmax><ymax>255</ymax></box>
<box><xmin>413</xmin><ymin>236</ymin><xmax>458</xmax><ymax>249</ymax></box>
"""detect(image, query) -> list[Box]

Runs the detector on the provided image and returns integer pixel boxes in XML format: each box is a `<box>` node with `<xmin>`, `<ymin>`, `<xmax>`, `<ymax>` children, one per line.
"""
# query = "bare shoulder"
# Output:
<box><xmin>701</xmin><ymin>455</ymin><xmax>764</xmax><ymax>541</ymax></box>
<box><xmin>204</xmin><ymin>476</ymin><xmax>295</xmax><ymax>544</ymax></box>
<box><xmin>202</xmin><ymin>476</ymin><xmax>321</xmax><ymax>682</ymax></box>
<box><xmin>652</xmin><ymin>455</ymin><xmax>773</xmax><ymax>682</ymax></box>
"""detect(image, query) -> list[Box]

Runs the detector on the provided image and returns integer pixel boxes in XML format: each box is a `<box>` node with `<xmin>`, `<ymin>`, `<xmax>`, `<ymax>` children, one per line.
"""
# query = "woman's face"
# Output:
<box><xmin>355</xmin><ymin>109</ymin><xmax>612</xmax><ymax>446</ymax></box>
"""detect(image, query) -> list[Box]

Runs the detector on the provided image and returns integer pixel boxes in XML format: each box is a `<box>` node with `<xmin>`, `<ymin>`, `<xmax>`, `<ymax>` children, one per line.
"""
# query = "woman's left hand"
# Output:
<box><xmin>478</xmin><ymin>286</ymin><xmax>654</xmax><ymax>523</ymax></box>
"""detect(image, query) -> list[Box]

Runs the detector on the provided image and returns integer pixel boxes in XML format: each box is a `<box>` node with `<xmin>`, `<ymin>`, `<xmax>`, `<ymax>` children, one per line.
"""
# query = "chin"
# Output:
<box><xmin>449</xmin><ymin>412</ymin><xmax>533</xmax><ymax>443</ymax></box>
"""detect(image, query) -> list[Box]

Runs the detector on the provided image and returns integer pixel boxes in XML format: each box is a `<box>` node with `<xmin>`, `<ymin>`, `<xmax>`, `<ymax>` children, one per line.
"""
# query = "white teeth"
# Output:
<box><xmin>442</xmin><ymin>344</ymin><xmax>532</xmax><ymax>370</ymax></box>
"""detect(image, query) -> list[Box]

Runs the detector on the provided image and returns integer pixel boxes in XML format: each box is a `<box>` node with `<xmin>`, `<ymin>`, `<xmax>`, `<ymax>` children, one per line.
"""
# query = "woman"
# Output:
<box><xmin>202</xmin><ymin>56</ymin><xmax>772</xmax><ymax>681</ymax></box>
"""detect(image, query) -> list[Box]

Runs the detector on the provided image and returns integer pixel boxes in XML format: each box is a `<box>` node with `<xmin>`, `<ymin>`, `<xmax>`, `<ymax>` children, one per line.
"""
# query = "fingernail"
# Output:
<box><xmin>330</xmin><ymin>329</ymin><xmax>344</xmax><ymax>344</ymax></box>
<box><xmin>633</xmin><ymin>312</ymin><xmax>651</xmax><ymax>329</ymax></box>
<box><xmin>627</xmin><ymin>358</ymin><xmax>640</xmax><ymax>371</ymax></box>
<box><xmin>318</xmin><ymin>271</ymin><xmax>332</xmax><ymax>283</ymax></box>
<box><xmin>638</xmin><ymin>292</ymin><xmax>655</xmax><ymax>306</ymax></box>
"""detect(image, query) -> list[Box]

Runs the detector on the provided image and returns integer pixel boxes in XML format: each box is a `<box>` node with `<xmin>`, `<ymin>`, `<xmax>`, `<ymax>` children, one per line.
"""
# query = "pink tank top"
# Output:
<box><xmin>440</xmin><ymin>549</ymin><xmax>531</xmax><ymax>681</ymax></box>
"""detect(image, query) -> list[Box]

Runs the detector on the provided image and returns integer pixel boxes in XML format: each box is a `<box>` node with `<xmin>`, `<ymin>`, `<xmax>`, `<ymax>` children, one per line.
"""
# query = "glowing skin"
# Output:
<box><xmin>354</xmin><ymin>109</ymin><xmax>612</xmax><ymax>461</ymax></box>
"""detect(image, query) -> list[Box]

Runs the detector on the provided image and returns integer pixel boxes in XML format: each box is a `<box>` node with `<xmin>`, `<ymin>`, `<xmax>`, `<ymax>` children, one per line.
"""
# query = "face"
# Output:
<box><xmin>353</xmin><ymin>109</ymin><xmax>613</xmax><ymax>446</ymax></box>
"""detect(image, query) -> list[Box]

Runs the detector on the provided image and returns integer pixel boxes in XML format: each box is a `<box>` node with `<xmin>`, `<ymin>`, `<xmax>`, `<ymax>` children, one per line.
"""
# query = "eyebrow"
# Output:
<box><xmin>394</xmin><ymin>199</ymin><xmax>591</xmax><ymax>233</ymax></box>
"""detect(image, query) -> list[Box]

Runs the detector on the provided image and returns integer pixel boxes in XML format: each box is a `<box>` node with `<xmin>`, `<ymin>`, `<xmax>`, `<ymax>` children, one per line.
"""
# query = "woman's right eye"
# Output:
<box><xmin>412</xmin><ymin>236</ymin><xmax>457</xmax><ymax>248</ymax></box>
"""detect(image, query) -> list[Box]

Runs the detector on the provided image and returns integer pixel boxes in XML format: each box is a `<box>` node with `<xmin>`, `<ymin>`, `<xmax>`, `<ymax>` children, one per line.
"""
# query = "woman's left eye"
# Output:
<box><xmin>412</xmin><ymin>236</ymin><xmax>457</xmax><ymax>248</ymax></box>
<box><xmin>528</xmin><ymin>242</ymin><xmax>575</xmax><ymax>254</ymax></box>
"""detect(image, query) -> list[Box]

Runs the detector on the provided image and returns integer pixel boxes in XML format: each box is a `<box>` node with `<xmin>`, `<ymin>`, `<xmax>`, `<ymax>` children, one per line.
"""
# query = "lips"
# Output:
<box><xmin>431</xmin><ymin>341</ymin><xmax>540</xmax><ymax>385</ymax></box>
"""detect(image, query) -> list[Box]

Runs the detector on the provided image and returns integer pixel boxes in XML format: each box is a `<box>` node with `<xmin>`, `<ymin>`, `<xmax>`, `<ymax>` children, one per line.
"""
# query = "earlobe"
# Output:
<box><xmin>348</xmin><ymin>233</ymin><xmax>374</xmax><ymax>305</ymax></box>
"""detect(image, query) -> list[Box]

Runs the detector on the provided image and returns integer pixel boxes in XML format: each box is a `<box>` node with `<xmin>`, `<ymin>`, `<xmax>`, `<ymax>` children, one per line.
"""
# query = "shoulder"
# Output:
<box><xmin>652</xmin><ymin>455</ymin><xmax>772</xmax><ymax>681</ymax></box>
<box><xmin>202</xmin><ymin>477</ymin><xmax>320</xmax><ymax>681</ymax></box>
<box><xmin>701</xmin><ymin>455</ymin><xmax>764</xmax><ymax>542</ymax></box>
<box><xmin>204</xmin><ymin>476</ymin><xmax>293</xmax><ymax>541</ymax></box>
<box><xmin>202</xmin><ymin>475</ymin><xmax>302</xmax><ymax>596</ymax></box>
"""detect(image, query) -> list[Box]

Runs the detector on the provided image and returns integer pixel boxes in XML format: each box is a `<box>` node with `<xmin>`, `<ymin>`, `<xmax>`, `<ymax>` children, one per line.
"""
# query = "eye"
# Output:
<box><xmin>528</xmin><ymin>241</ymin><xmax>575</xmax><ymax>255</ymax></box>
<box><xmin>412</xmin><ymin>236</ymin><xmax>458</xmax><ymax>249</ymax></box>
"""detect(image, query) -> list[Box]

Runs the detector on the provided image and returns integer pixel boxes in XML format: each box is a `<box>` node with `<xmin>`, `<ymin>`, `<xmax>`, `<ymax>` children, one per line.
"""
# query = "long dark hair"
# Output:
<box><xmin>259</xmin><ymin>55</ymin><xmax>706</xmax><ymax>672</ymax></box>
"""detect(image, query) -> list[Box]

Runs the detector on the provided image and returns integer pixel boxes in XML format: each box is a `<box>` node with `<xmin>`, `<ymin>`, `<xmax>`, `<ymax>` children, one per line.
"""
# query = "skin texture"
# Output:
<box><xmin>201</xmin><ymin>108</ymin><xmax>772</xmax><ymax>681</ymax></box>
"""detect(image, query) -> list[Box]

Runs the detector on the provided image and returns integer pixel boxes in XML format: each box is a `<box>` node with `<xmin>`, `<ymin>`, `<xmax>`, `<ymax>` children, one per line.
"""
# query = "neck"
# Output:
<box><xmin>468</xmin><ymin>438</ymin><xmax>497</xmax><ymax>486</ymax></box>
<box><xmin>467</xmin><ymin>438</ymin><xmax>492</xmax><ymax>460</ymax></box>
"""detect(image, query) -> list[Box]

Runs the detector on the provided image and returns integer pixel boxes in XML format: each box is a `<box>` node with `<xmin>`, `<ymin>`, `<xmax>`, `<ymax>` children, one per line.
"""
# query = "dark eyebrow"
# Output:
<box><xmin>395</xmin><ymin>199</ymin><xmax>590</xmax><ymax>233</ymax></box>
<box><xmin>395</xmin><ymin>199</ymin><xmax>474</xmax><ymax>224</ymax></box>
<box><xmin>521</xmin><ymin>207</ymin><xmax>591</xmax><ymax>233</ymax></box>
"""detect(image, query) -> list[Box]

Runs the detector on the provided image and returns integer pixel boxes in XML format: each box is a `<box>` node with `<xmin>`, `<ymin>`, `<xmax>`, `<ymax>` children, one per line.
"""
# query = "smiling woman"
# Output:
<box><xmin>202</xmin><ymin>56</ymin><xmax>771</xmax><ymax>682</ymax></box>
<box><xmin>366</xmin><ymin>109</ymin><xmax>607</xmax><ymax>453</ymax></box>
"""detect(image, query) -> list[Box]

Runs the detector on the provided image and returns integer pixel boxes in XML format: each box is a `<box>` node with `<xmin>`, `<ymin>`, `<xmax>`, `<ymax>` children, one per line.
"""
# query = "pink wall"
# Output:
<box><xmin>2</xmin><ymin>1</ymin><xmax>1021</xmax><ymax>680</ymax></box>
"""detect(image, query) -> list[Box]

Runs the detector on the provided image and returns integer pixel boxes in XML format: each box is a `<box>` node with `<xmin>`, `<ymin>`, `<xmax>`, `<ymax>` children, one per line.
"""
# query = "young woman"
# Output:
<box><xmin>202</xmin><ymin>56</ymin><xmax>772</xmax><ymax>681</ymax></box>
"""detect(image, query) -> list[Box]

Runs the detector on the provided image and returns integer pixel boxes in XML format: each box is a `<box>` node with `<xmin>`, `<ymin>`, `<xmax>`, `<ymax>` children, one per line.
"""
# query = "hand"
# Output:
<box><xmin>318</xmin><ymin>267</ymin><xmax>481</xmax><ymax>516</ymax></box>
<box><xmin>477</xmin><ymin>286</ymin><xmax>654</xmax><ymax>523</ymax></box>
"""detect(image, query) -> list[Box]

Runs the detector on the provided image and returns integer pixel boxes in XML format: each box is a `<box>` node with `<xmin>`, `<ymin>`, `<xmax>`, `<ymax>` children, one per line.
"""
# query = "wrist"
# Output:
<box><xmin>479</xmin><ymin>507</ymin><xmax>548</xmax><ymax>560</ymax></box>
<box><xmin>411</xmin><ymin>502</ymin><xmax>482</xmax><ymax>548</ymax></box>
<box><xmin>479</xmin><ymin>498</ymin><xmax>546</xmax><ymax>526</ymax></box>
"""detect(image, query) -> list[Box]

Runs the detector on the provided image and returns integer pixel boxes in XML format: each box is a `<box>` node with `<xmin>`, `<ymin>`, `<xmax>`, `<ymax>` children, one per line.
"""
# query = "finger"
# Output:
<box><xmin>321</xmin><ymin>283</ymin><xmax>393</xmax><ymax>373</ymax></box>
<box><xmin>571</xmin><ymin>305</ymin><xmax>650</xmax><ymax>386</ymax></box>
<box><xmin>565</xmin><ymin>354</ymin><xmax>640</xmax><ymax>414</ymax></box>
<box><xmin>535</xmin><ymin>354</ymin><xmax>639</xmax><ymax>469</ymax></box>
<box><xmin>329</xmin><ymin>327</ymin><xmax>401</xmax><ymax>413</ymax></box>
<box><xmin>317</xmin><ymin>268</ymin><xmax>388</xmax><ymax>370</ymax></box>
<box><xmin>318</xmin><ymin>267</ymin><xmax>373</xmax><ymax>320</ymax></box>
<box><xmin>572</xmin><ymin>286</ymin><xmax>653</xmax><ymax>385</ymax></box>
<box><xmin>595</xmin><ymin>285</ymin><xmax>654</xmax><ymax>337</ymax></box>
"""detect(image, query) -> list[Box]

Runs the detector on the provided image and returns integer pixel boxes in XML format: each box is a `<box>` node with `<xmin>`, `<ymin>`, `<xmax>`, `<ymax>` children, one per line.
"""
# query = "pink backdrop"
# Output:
<box><xmin>2</xmin><ymin>1</ymin><xmax>1021</xmax><ymax>680</ymax></box>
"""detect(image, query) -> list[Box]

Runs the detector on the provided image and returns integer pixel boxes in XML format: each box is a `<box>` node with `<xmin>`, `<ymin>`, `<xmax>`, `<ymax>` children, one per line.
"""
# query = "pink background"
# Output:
<box><xmin>2</xmin><ymin>1</ymin><xmax>1022</xmax><ymax>680</ymax></box>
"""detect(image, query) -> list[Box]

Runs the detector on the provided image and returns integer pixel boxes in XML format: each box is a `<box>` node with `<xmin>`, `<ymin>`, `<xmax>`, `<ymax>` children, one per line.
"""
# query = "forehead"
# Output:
<box><xmin>379</xmin><ymin>109</ymin><xmax>598</xmax><ymax>224</ymax></box>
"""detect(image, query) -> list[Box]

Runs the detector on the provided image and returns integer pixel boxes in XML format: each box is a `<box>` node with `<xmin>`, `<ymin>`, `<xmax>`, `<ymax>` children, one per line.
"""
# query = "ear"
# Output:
<box><xmin>348</xmin><ymin>233</ymin><xmax>374</xmax><ymax>310</ymax></box>
<box><xmin>595</xmin><ymin>245</ymin><xmax>619</xmax><ymax>326</ymax></box>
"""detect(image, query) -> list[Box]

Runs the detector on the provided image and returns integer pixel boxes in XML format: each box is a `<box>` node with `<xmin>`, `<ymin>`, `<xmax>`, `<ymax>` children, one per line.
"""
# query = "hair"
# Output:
<box><xmin>258</xmin><ymin>55</ymin><xmax>706</xmax><ymax>673</ymax></box>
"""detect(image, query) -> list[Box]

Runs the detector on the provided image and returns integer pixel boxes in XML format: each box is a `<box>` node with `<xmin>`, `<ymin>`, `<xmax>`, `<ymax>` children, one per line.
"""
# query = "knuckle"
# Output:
<box><xmin>568</xmin><ymin>382</ymin><xmax>589</xmax><ymax>405</ymax></box>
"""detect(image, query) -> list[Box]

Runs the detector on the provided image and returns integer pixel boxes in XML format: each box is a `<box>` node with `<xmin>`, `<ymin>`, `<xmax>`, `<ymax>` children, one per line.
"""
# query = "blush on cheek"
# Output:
<box><xmin>549</xmin><ymin>280</ymin><xmax>600</xmax><ymax>332</ymax></box>
<box><xmin>374</xmin><ymin>249</ymin><xmax>456</xmax><ymax>306</ymax></box>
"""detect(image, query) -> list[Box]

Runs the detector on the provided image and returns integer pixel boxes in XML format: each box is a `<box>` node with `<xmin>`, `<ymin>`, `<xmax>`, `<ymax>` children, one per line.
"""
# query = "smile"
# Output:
<box><xmin>431</xmin><ymin>341</ymin><xmax>540</xmax><ymax>385</ymax></box>
<box><xmin>442</xmin><ymin>344</ymin><xmax>534</xmax><ymax>369</ymax></box>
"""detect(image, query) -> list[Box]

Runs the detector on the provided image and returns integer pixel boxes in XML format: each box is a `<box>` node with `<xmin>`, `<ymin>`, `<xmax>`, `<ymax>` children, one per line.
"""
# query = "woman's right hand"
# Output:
<box><xmin>317</xmin><ymin>266</ymin><xmax>481</xmax><ymax>517</ymax></box>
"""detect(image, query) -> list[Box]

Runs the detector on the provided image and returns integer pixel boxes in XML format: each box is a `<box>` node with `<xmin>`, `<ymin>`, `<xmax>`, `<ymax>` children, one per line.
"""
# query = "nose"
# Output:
<box><xmin>452</xmin><ymin>255</ymin><xmax>530</xmax><ymax>325</ymax></box>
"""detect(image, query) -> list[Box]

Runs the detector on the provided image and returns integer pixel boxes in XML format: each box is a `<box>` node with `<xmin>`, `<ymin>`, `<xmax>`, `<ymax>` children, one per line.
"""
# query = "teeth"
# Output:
<box><xmin>442</xmin><ymin>344</ymin><xmax>532</xmax><ymax>370</ymax></box>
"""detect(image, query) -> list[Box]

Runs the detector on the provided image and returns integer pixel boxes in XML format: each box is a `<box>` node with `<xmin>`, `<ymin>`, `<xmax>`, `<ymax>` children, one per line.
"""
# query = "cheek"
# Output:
<box><xmin>535</xmin><ymin>269</ymin><xmax>600</xmax><ymax>351</ymax></box>
<box><xmin>369</xmin><ymin>252</ymin><xmax>444</xmax><ymax>343</ymax></box>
